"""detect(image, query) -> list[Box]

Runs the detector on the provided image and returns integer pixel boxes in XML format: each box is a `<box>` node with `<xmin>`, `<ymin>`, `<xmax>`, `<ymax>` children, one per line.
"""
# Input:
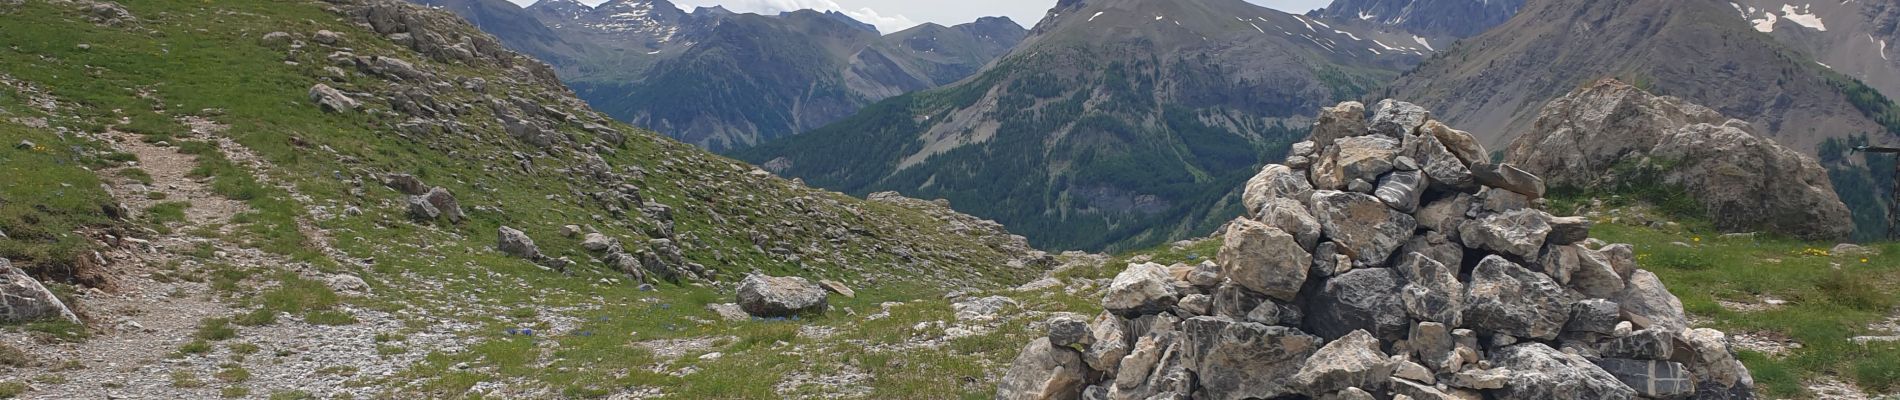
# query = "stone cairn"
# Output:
<box><xmin>997</xmin><ymin>100</ymin><xmax>1754</xmax><ymax>400</ymax></box>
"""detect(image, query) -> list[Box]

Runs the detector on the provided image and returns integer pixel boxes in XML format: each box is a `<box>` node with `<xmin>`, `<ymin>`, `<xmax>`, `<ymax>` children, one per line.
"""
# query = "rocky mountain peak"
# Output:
<box><xmin>1505</xmin><ymin>79</ymin><xmax>1854</xmax><ymax>240</ymax></box>
<box><xmin>1312</xmin><ymin>0</ymin><xmax>1525</xmax><ymax>38</ymax></box>
<box><xmin>997</xmin><ymin>99</ymin><xmax>1757</xmax><ymax>399</ymax></box>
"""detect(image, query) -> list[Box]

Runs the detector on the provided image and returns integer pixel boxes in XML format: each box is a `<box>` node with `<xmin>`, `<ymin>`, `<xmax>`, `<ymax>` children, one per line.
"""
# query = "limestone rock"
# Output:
<box><xmin>1462</xmin><ymin>256</ymin><xmax>1572</xmax><ymax>341</ymax></box>
<box><xmin>1471</xmin><ymin>163</ymin><xmax>1546</xmax><ymax>199</ymax></box>
<box><xmin>1590</xmin><ymin>358</ymin><xmax>1696</xmax><ymax>399</ymax></box>
<box><xmin>736</xmin><ymin>274</ymin><xmax>828</xmax><ymax>318</ymax></box>
<box><xmin>1217</xmin><ymin>219</ymin><xmax>1310</xmax><ymax>302</ymax></box>
<box><xmin>1615</xmin><ymin>270</ymin><xmax>1689</xmax><ymax>332</ymax></box>
<box><xmin>1102</xmin><ymin>263</ymin><xmax>1179</xmax><ymax>317</ymax></box>
<box><xmin>1049</xmin><ymin>313</ymin><xmax>1092</xmax><ymax>347</ymax></box>
<box><xmin>997</xmin><ymin>338</ymin><xmax>1089</xmax><ymax>400</ymax></box>
<box><xmin>423</xmin><ymin>187</ymin><xmax>463</xmax><ymax>223</ymax></box>
<box><xmin>1397</xmin><ymin>252</ymin><xmax>1464</xmax><ymax>325</ymax></box>
<box><xmin>1676</xmin><ymin>328</ymin><xmax>1754</xmax><ymax>399</ymax></box>
<box><xmin>1489</xmin><ymin>343</ymin><xmax>1638</xmax><ymax>400</ymax></box>
<box><xmin>1</xmin><ymin>259</ymin><xmax>80</xmax><ymax>324</ymax></box>
<box><xmin>1084</xmin><ymin>311</ymin><xmax>1131</xmax><ymax>372</ymax></box>
<box><xmin>818</xmin><ymin>279</ymin><xmax>855</xmax><ymax>298</ymax></box>
<box><xmin>1291</xmin><ymin>330</ymin><xmax>1397</xmax><ymax>395</ymax></box>
<box><xmin>581</xmin><ymin>233</ymin><xmax>616</xmax><ymax>252</ymax></box>
<box><xmin>1256</xmin><ymin>197</ymin><xmax>1322</xmax><ymax>251</ymax></box>
<box><xmin>1310</xmin><ymin>101</ymin><xmax>1369</xmax><ymax>145</ymax></box>
<box><xmin>1312</xmin><ymin>191</ymin><xmax>1417</xmax><ymax>265</ymax></box>
<box><xmin>1375</xmin><ymin>169</ymin><xmax>1426</xmax><ymax>213</ymax></box>
<box><xmin>309</xmin><ymin>84</ymin><xmax>358</xmax><ymax>113</ymax></box>
<box><xmin>1504</xmin><ymin>79</ymin><xmax>1850</xmax><ymax>240</ymax></box>
<box><xmin>1460</xmin><ymin>209</ymin><xmax>1552</xmax><ymax>260</ymax></box>
<box><xmin>1370</xmin><ymin>99</ymin><xmax>1431</xmax><ymax>137</ymax></box>
<box><xmin>1244</xmin><ymin>165</ymin><xmax>1315</xmax><ymax>218</ymax></box>
<box><xmin>1308</xmin><ymin>268</ymin><xmax>1409</xmax><ymax>342</ymax></box>
<box><xmin>1563</xmin><ymin>299</ymin><xmax>1622</xmax><ymax>336</ymax></box>
<box><xmin>1183</xmin><ymin>317</ymin><xmax>1322</xmax><ymax>400</ymax></box>
<box><xmin>496</xmin><ymin>226</ymin><xmax>541</xmax><ymax>260</ymax></box>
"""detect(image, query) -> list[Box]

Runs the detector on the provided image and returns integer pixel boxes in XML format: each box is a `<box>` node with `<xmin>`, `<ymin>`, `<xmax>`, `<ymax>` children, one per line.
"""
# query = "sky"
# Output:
<box><xmin>507</xmin><ymin>0</ymin><xmax>1336</xmax><ymax>34</ymax></box>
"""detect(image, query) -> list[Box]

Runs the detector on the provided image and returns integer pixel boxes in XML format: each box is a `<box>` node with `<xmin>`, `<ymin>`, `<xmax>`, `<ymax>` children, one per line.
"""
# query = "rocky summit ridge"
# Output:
<box><xmin>996</xmin><ymin>100</ymin><xmax>1755</xmax><ymax>400</ymax></box>
<box><xmin>1506</xmin><ymin>79</ymin><xmax>1854</xmax><ymax>240</ymax></box>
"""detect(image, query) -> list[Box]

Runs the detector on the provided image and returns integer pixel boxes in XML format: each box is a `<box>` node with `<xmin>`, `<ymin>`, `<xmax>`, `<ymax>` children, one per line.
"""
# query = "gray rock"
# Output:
<box><xmin>1243</xmin><ymin>165</ymin><xmax>1315</xmax><ymax>218</ymax></box>
<box><xmin>309</xmin><ymin>83</ymin><xmax>358</xmax><ymax>113</ymax></box>
<box><xmin>1569</xmin><ymin>247</ymin><xmax>1626</xmax><ymax>299</ymax></box>
<box><xmin>1370</xmin><ymin>99</ymin><xmax>1431</xmax><ymax>137</ymax></box>
<box><xmin>1460</xmin><ymin>209</ymin><xmax>1553</xmax><ymax>260</ymax></box>
<box><xmin>1210</xmin><ymin>281</ymin><xmax>1266</xmax><ymax>320</ymax></box>
<box><xmin>1676</xmin><ymin>328</ymin><xmax>1755</xmax><ymax>399</ymax></box>
<box><xmin>1546</xmin><ymin>216</ymin><xmax>1593</xmax><ymax>245</ymax></box>
<box><xmin>581</xmin><ymin>233</ymin><xmax>616</xmax><ymax>252</ymax></box>
<box><xmin>1335</xmin><ymin>136</ymin><xmax>1403</xmax><ymax>184</ymax></box>
<box><xmin>1615</xmin><ymin>270</ymin><xmax>1689</xmax><ymax>332</ymax></box>
<box><xmin>1244</xmin><ymin>300</ymin><xmax>1303</xmax><ymax>327</ymax></box>
<box><xmin>996</xmin><ymin>338</ymin><xmax>1089</xmax><ymax>400</ymax></box>
<box><xmin>1415</xmin><ymin>193</ymin><xmax>1472</xmax><ymax>237</ymax></box>
<box><xmin>1504</xmin><ymin>81</ymin><xmax>1851</xmax><ymax>240</ymax></box>
<box><xmin>1049</xmin><ymin>313</ymin><xmax>1092</xmax><ymax>347</ymax></box>
<box><xmin>1590</xmin><ymin>358</ymin><xmax>1696</xmax><ymax>399</ymax></box>
<box><xmin>1312</xmin><ymin>191</ymin><xmax>1417</xmax><ymax>265</ymax></box>
<box><xmin>1449</xmin><ymin>368</ymin><xmax>1510</xmax><ymax>390</ymax></box>
<box><xmin>1462</xmin><ymin>256</ymin><xmax>1572</xmax><ymax>341</ymax></box>
<box><xmin>1183</xmin><ymin>317</ymin><xmax>1322</xmax><ymax>400</ymax></box>
<box><xmin>1292</xmin><ymin>330</ymin><xmax>1396</xmax><ymax>395</ymax></box>
<box><xmin>1564</xmin><ymin>299</ymin><xmax>1622</xmax><ymax>336</ymax></box>
<box><xmin>405</xmin><ymin>195</ymin><xmax>439</xmax><ymax>220</ymax></box>
<box><xmin>1410</xmin><ymin>322</ymin><xmax>1459</xmax><ymax>373</ymax></box>
<box><xmin>1489</xmin><ymin>343</ymin><xmax>1638</xmax><ymax>400</ymax></box>
<box><xmin>313</xmin><ymin>29</ymin><xmax>341</xmax><ymax>45</ymax></box>
<box><xmin>383</xmin><ymin>173</ymin><xmax>429</xmax><ymax>195</ymax></box>
<box><xmin>1309</xmin><ymin>101</ymin><xmax>1369</xmax><ymax>146</ymax></box>
<box><xmin>953</xmin><ymin>296</ymin><xmax>1018</xmax><ymax>321</ymax></box>
<box><xmin>1111</xmin><ymin>330</ymin><xmax>1193</xmax><ymax>399</ymax></box>
<box><xmin>1399</xmin><ymin>231</ymin><xmax>1464</xmax><ymax>272</ymax></box>
<box><xmin>1309</xmin><ymin>242</ymin><xmax>1348</xmax><ymax>279</ymax></box>
<box><xmin>1393</xmin><ymin>156</ymin><xmax>1419</xmax><ymax>171</ymax></box>
<box><xmin>1600</xmin><ymin>328</ymin><xmax>1674</xmax><ymax>360</ymax></box>
<box><xmin>1308</xmin><ymin>268</ymin><xmax>1410</xmax><ymax>342</ymax></box>
<box><xmin>1102</xmin><ymin>263</ymin><xmax>1180</xmax><ymax>317</ymax></box>
<box><xmin>1256</xmin><ymin>197</ymin><xmax>1322</xmax><ymax>251</ymax></box>
<box><xmin>1176</xmin><ymin>294</ymin><xmax>1211</xmax><ymax>317</ymax></box>
<box><xmin>1320</xmin><ymin>387</ymin><xmax>1376</xmax><ymax>400</ymax></box>
<box><xmin>1375</xmin><ymin>169</ymin><xmax>1426</xmax><ymax>213</ymax></box>
<box><xmin>1397</xmin><ymin>252</ymin><xmax>1465</xmax><ymax>325</ymax></box>
<box><xmin>1217</xmin><ymin>219</ymin><xmax>1310</xmax><ymax>302</ymax></box>
<box><xmin>1084</xmin><ymin>311</ymin><xmax>1131</xmax><ymax>372</ymax></box>
<box><xmin>1472</xmin><ymin>162</ymin><xmax>1547</xmax><ymax>199</ymax></box>
<box><xmin>706</xmin><ymin>303</ymin><xmax>748</xmax><ymax>321</ymax></box>
<box><xmin>818</xmin><ymin>279</ymin><xmax>854</xmax><ymax>298</ymax></box>
<box><xmin>1347</xmin><ymin>179</ymin><xmax>1376</xmax><ymax>194</ymax></box>
<box><xmin>736</xmin><ymin>274</ymin><xmax>828</xmax><ymax>317</ymax></box>
<box><xmin>423</xmin><ymin>187</ymin><xmax>463</xmax><ymax>223</ymax></box>
<box><xmin>1405</xmin><ymin>130</ymin><xmax>1480</xmax><ymax>193</ymax></box>
<box><xmin>1</xmin><ymin>259</ymin><xmax>80</xmax><ymax>324</ymax></box>
<box><xmin>1477</xmin><ymin>186</ymin><xmax>1534</xmax><ymax>213</ymax></box>
<box><xmin>1534</xmin><ymin>244</ymin><xmax>1582</xmax><ymax>285</ymax></box>
<box><xmin>1424</xmin><ymin>120</ymin><xmax>1488</xmax><ymax>167</ymax></box>
<box><xmin>1390</xmin><ymin>377</ymin><xmax>1469</xmax><ymax>400</ymax></box>
<box><xmin>496</xmin><ymin>226</ymin><xmax>541</xmax><ymax>260</ymax></box>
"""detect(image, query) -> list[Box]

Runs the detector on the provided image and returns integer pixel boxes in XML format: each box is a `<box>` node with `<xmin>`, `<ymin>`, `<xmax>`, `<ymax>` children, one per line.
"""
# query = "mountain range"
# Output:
<box><xmin>409</xmin><ymin>0</ymin><xmax>1026</xmax><ymax>151</ymax></box>
<box><xmin>736</xmin><ymin>0</ymin><xmax>1433</xmax><ymax>251</ymax></box>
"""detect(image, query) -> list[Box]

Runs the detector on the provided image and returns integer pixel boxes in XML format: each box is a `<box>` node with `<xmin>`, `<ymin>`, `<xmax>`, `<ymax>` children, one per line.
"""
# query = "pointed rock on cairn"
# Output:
<box><xmin>996</xmin><ymin>100</ymin><xmax>1755</xmax><ymax>400</ymax></box>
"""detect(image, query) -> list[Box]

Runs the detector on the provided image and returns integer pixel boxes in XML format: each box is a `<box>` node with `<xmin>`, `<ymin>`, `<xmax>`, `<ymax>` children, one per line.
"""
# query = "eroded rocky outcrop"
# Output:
<box><xmin>997</xmin><ymin>100</ymin><xmax>1755</xmax><ymax>400</ymax></box>
<box><xmin>1504</xmin><ymin>79</ymin><xmax>1852</xmax><ymax>240</ymax></box>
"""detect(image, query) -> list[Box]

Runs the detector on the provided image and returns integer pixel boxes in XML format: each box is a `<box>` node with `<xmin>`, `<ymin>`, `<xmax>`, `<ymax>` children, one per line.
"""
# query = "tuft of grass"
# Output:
<box><xmin>116</xmin><ymin>168</ymin><xmax>154</xmax><ymax>185</ymax></box>
<box><xmin>268</xmin><ymin>390</ymin><xmax>315</xmax><ymax>400</ymax></box>
<box><xmin>228</xmin><ymin>343</ymin><xmax>260</xmax><ymax>355</ymax></box>
<box><xmin>0</xmin><ymin>381</ymin><xmax>23</xmax><ymax>399</ymax></box>
<box><xmin>145</xmin><ymin>201</ymin><xmax>190</xmax><ymax>225</ymax></box>
<box><xmin>215</xmin><ymin>364</ymin><xmax>251</xmax><ymax>383</ymax></box>
<box><xmin>23</xmin><ymin>319</ymin><xmax>89</xmax><ymax>343</ymax></box>
<box><xmin>220</xmin><ymin>386</ymin><xmax>249</xmax><ymax>398</ymax></box>
<box><xmin>304</xmin><ymin>310</ymin><xmax>358</xmax><ymax>326</ymax></box>
<box><xmin>196</xmin><ymin>318</ymin><xmax>237</xmax><ymax>341</ymax></box>
<box><xmin>178</xmin><ymin>340</ymin><xmax>213</xmax><ymax>356</ymax></box>
<box><xmin>171</xmin><ymin>370</ymin><xmax>205</xmax><ymax>388</ymax></box>
<box><xmin>0</xmin><ymin>344</ymin><xmax>32</xmax><ymax>368</ymax></box>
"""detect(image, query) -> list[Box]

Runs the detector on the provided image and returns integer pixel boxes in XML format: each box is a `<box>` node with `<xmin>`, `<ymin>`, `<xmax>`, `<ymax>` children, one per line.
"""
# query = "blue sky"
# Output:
<box><xmin>505</xmin><ymin>0</ymin><xmax>1337</xmax><ymax>34</ymax></box>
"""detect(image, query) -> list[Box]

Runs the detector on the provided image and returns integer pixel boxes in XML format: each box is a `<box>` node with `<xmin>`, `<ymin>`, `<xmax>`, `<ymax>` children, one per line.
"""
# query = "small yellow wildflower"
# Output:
<box><xmin>1691</xmin><ymin>237</ymin><xmax>1701</xmax><ymax>243</ymax></box>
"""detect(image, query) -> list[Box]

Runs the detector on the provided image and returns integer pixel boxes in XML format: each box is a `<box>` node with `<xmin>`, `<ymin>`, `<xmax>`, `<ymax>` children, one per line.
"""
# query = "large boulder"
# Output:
<box><xmin>1311</xmin><ymin>191</ymin><xmax>1417</xmax><ymax>265</ymax></box>
<box><xmin>496</xmin><ymin>226</ymin><xmax>541</xmax><ymax>260</ymax></box>
<box><xmin>1182</xmin><ymin>317</ymin><xmax>1322</xmax><ymax>400</ymax></box>
<box><xmin>1256</xmin><ymin>198</ymin><xmax>1322</xmax><ymax>251</ymax></box>
<box><xmin>1110</xmin><ymin>330</ymin><xmax>1193</xmax><ymax>399</ymax></box>
<box><xmin>1675</xmin><ymin>328</ymin><xmax>1755</xmax><ymax>399</ymax></box>
<box><xmin>1504</xmin><ymin>79</ymin><xmax>1851</xmax><ymax>240</ymax></box>
<box><xmin>1460</xmin><ymin>209</ymin><xmax>1553</xmax><ymax>260</ymax></box>
<box><xmin>1217</xmin><ymin>219</ymin><xmax>1310</xmax><ymax>302</ymax></box>
<box><xmin>1306</xmin><ymin>268</ymin><xmax>1409</xmax><ymax>342</ymax></box>
<box><xmin>997</xmin><ymin>338</ymin><xmax>1089</xmax><ymax>400</ymax></box>
<box><xmin>1309</xmin><ymin>101</ymin><xmax>1369</xmax><ymax>145</ymax></box>
<box><xmin>1291</xmin><ymin>330</ymin><xmax>1397</xmax><ymax>395</ymax></box>
<box><xmin>1</xmin><ymin>259</ymin><xmax>80</xmax><ymax>324</ymax></box>
<box><xmin>1102</xmin><ymin>263</ymin><xmax>1179</xmax><ymax>316</ymax></box>
<box><xmin>1590</xmin><ymin>358</ymin><xmax>1696</xmax><ymax>399</ymax></box>
<box><xmin>1243</xmin><ymin>165</ymin><xmax>1315</xmax><ymax>218</ymax></box>
<box><xmin>1489</xmin><ymin>343</ymin><xmax>1638</xmax><ymax>400</ymax></box>
<box><xmin>1370</xmin><ymin>99</ymin><xmax>1431</xmax><ymax>137</ymax></box>
<box><xmin>735</xmin><ymin>274</ymin><xmax>828</xmax><ymax>317</ymax></box>
<box><xmin>1397</xmin><ymin>253</ymin><xmax>1464</xmax><ymax>325</ymax></box>
<box><xmin>308</xmin><ymin>84</ymin><xmax>359</xmax><ymax>113</ymax></box>
<box><xmin>1616</xmin><ymin>270</ymin><xmax>1689</xmax><ymax>332</ymax></box>
<box><xmin>1462</xmin><ymin>256</ymin><xmax>1572</xmax><ymax>341</ymax></box>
